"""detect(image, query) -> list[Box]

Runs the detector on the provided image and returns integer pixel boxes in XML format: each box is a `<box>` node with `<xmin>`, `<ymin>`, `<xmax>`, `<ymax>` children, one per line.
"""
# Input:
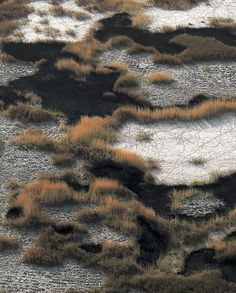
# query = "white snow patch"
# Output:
<box><xmin>115</xmin><ymin>113</ymin><xmax>236</xmax><ymax>185</ymax></box>
<box><xmin>146</xmin><ymin>0</ymin><xmax>236</xmax><ymax>31</ymax></box>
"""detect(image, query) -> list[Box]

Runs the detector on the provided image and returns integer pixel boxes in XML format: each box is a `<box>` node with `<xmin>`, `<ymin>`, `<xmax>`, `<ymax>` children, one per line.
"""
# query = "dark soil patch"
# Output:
<box><xmin>53</xmin><ymin>224</ymin><xmax>75</xmax><ymax>235</ymax></box>
<box><xmin>0</xmin><ymin>88</ymin><xmax>26</xmax><ymax>108</ymax></box>
<box><xmin>197</xmin><ymin>172</ymin><xmax>236</xmax><ymax>209</ymax></box>
<box><xmin>2</xmin><ymin>41</ymin><xmax>65</xmax><ymax>62</ymax></box>
<box><xmin>225</xmin><ymin>231</ymin><xmax>236</xmax><ymax>241</ymax></box>
<box><xmin>182</xmin><ymin>248</ymin><xmax>216</xmax><ymax>274</ymax></box>
<box><xmin>80</xmin><ymin>243</ymin><xmax>102</xmax><ymax>254</ymax></box>
<box><xmin>6</xmin><ymin>206</ymin><xmax>23</xmax><ymax>219</ymax></box>
<box><xmin>88</xmin><ymin>160</ymin><xmax>145</xmax><ymax>191</ymax></box>
<box><xmin>137</xmin><ymin>183</ymin><xmax>171</xmax><ymax>215</ymax></box>
<box><xmin>0</xmin><ymin>62</ymin><xmax>147</xmax><ymax>122</ymax></box>
<box><xmin>95</xmin><ymin>13</ymin><xmax>236</xmax><ymax>54</ymax></box>
<box><xmin>89</xmin><ymin>160</ymin><xmax>171</xmax><ymax>215</ymax></box>
<box><xmin>137</xmin><ymin>216</ymin><xmax>168</xmax><ymax>266</ymax></box>
<box><xmin>182</xmin><ymin>248</ymin><xmax>236</xmax><ymax>283</ymax></box>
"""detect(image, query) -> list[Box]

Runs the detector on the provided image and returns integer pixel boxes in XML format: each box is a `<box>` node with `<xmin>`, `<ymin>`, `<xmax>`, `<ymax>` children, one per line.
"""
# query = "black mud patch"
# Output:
<box><xmin>137</xmin><ymin>217</ymin><xmax>168</xmax><ymax>266</ymax></box>
<box><xmin>88</xmin><ymin>160</ymin><xmax>145</xmax><ymax>191</ymax></box>
<box><xmin>89</xmin><ymin>161</ymin><xmax>171</xmax><ymax>215</ymax></box>
<box><xmin>53</xmin><ymin>224</ymin><xmax>75</xmax><ymax>235</ymax></box>
<box><xmin>197</xmin><ymin>172</ymin><xmax>236</xmax><ymax>209</ymax></box>
<box><xmin>2</xmin><ymin>41</ymin><xmax>65</xmax><ymax>62</ymax></box>
<box><xmin>6</xmin><ymin>206</ymin><xmax>23</xmax><ymax>219</ymax></box>
<box><xmin>0</xmin><ymin>62</ymin><xmax>147</xmax><ymax>122</ymax></box>
<box><xmin>182</xmin><ymin>248</ymin><xmax>236</xmax><ymax>283</ymax></box>
<box><xmin>225</xmin><ymin>231</ymin><xmax>236</xmax><ymax>241</ymax></box>
<box><xmin>80</xmin><ymin>243</ymin><xmax>102</xmax><ymax>254</ymax></box>
<box><xmin>137</xmin><ymin>183</ymin><xmax>171</xmax><ymax>215</ymax></box>
<box><xmin>95</xmin><ymin>13</ymin><xmax>236</xmax><ymax>54</ymax></box>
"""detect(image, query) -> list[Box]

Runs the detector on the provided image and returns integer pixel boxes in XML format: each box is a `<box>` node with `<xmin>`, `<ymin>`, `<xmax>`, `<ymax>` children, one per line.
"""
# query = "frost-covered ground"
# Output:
<box><xmin>146</xmin><ymin>0</ymin><xmax>236</xmax><ymax>31</ymax></box>
<box><xmin>115</xmin><ymin>113</ymin><xmax>236</xmax><ymax>185</ymax></box>
<box><xmin>98</xmin><ymin>49</ymin><xmax>236</xmax><ymax>106</ymax></box>
<box><xmin>12</xmin><ymin>0</ymin><xmax>107</xmax><ymax>42</ymax></box>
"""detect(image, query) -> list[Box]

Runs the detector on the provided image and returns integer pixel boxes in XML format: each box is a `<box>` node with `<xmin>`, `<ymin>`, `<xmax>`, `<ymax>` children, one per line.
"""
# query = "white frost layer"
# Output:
<box><xmin>13</xmin><ymin>0</ymin><xmax>107</xmax><ymax>42</ymax></box>
<box><xmin>115</xmin><ymin>113</ymin><xmax>236</xmax><ymax>185</ymax></box>
<box><xmin>98</xmin><ymin>49</ymin><xmax>236</xmax><ymax>106</ymax></box>
<box><xmin>146</xmin><ymin>0</ymin><xmax>236</xmax><ymax>31</ymax></box>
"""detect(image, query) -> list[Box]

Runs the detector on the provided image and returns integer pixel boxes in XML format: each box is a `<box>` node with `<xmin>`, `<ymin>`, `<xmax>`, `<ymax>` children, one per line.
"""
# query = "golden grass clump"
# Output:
<box><xmin>171</xmin><ymin>34</ymin><xmax>236</xmax><ymax>62</ymax></box>
<box><xmin>152</xmin><ymin>53</ymin><xmax>182</xmax><ymax>64</ymax></box>
<box><xmin>114</xmin><ymin>70</ymin><xmax>139</xmax><ymax>90</ymax></box>
<box><xmin>49</xmin><ymin>6</ymin><xmax>90</xmax><ymax>20</ymax></box>
<box><xmin>55</xmin><ymin>58</ymin><xmax>93</xmax><ymax>76</ymax></box>
<box><xmin>12</xmin><ymin>129</ymin><xmax>55</xmax><ymax>150</ymax></box>
<box><xmin>68</xmin><ymin>116</ymin><xmax>116</xmax><ymax>144</ymax></box>
<box><xmin>0</xmin><ymin>234</ymin><xmax>20</xmax><ymax>250</ymax></box>
<box><xmin>153</xmin><ymin>0</ymin><xmax>207</xmax><ymax>10</ymax></box>
<box><xmin>209</xmin><ymin>17</ymin><xmax>236</xmax><ymax>32</ymax></box>
<box><xmin>62</xmin><ymin>40</ymin><xmax>105</xmax><ymax>62</ymax></box>
<box><xmin>114</xmin><ymin>99</ymin><xmax>236</xmax><ymax>123</ymax></box>
<box><xmin>113</xmin><ymin>147</ymin><xmax>148</xmax><ymax>170</ymax></box>
<box><xmin>145</xmin><ymin>71</ymin><xmax>175</xmax><ymax>83</ymax></box>
<box><xmin>75</xmin><ymin>0</ymin><xmax>142</xmax><ymax>13</ymax></box>
<box><xmin>90</xmin><ymin>178</ymin><xmax>121</xmax><ymax>200</ymax></box>
<box><xmin>14</xmin><ymin>180</ymin><xmax>78</xmax><ymax>218</ymax></box>
<box><xmin>6</xmin><ymin>103</ymin><xmax>56</xmax><ymax>122</ymax></box>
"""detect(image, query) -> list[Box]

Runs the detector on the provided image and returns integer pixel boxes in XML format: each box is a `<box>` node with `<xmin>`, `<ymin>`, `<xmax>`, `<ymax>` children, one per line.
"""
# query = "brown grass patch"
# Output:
<box><xmin>113</xmin><ymin>99</ymin><xmax>236</xmax><ymax>123</ymax></box>
<box><xmin>171</xmin><ymin>34</ymin><xmax>236</xmax><ymax>62</ymax></box>
<box><xmin>145</xmin><ymin>71</ymin><xmax>175</xmax><ymax>83</ymax></box>
<box><xmin>49</xmin><ymin>6</ymin><xmax>90</xmax><ymax>20</ymax></box>
<box><xmin>12</xmin><ymin>129</ymin><xmax>55</xmax><ymax>150</ymax></box>
<box><xmin>209</xmin><ymin>17</ymin><xmax>236</xmax><ymax>32</ymax></box>
<box><xmin>6</xmin><ymin>103</ymin><xmax>56</xmax><ymax>122</ymax></box>
<box><xmin>51</xmin><ymin>153</ymin><xmax>74</xmax><ymax>166</ymax></box>
<box><xmin>55</xmin><ymin>58</ymin><xmax>93</xmax><ymax>76</ymax></box>
<box><xmin>68</xmin><ymin>116</ymin><xmax>116</xmax><ymax>144</ymax></box>
<box><xmin>0</xmin><ymin>234</ymin><xmax>20</xmax><ymax>250</ymax></box>
<box><xmin>153</xmin><ymin>0</ymin><xmax>207</xmax><ymax>10</ymax></box>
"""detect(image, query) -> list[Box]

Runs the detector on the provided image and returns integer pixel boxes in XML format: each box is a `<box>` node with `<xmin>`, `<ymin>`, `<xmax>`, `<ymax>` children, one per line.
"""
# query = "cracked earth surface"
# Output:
<box><xmin>98</xmin><ymin>49</ymin><xmax>236</xmax><ymax>106</ymax></box>
<box><xmin>145</xmin><ymin>0</ymin><xmax>236</xmax><ymax>31</ymax></box>
<box><xmin>115</xmin><ymin>113</ymin><xmax>236</xmax><ymax>185</ymax></box>
<box><xmin>0</xmin><ymin>114</ymin><xmax>129</xmax><ymax>292</ymax></box>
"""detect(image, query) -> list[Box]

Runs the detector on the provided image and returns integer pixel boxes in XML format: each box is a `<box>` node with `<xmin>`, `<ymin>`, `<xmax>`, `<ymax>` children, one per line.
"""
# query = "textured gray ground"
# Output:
<box><xmin>98</xmin><ymin>49</ymin><xmax>236</xmax><ymax>106</ymax></box>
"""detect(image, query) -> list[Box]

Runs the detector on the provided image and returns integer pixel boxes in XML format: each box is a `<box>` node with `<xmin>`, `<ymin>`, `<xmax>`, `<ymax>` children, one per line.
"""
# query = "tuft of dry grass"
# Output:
<box><xmin>136</xmin><ymin>131</ymin><xmax>152</xmax><ymax>142</ymax></box>
<box><xmin>90</xmin><ymin>178</ymin><xmax>121</xmax><ymax>200</ymax></box>
<box><xmin>6</xmin><ymin>103</ymin><xmax>56</xmax><ymax>122</ymax></box>
<box><xmin>170</xmin><ymin>188</ymin><xmax>212</xmax><ymax>211</ymax></box>
<box><xmin>113</xmin><ymin>70</ymin><xmax>139</xmax><ymax>91</ymax></box>
<box><xmin>189</xmin><ymin>157</ymin><xmax>206</xmax><ymax>166</ymax></box>
<box><xmin>152</xmin><ymin>53</ymin><xmax>182</xmax><ymax>64</ymax></box>
<box><xmin>75</xmin><ymin>0</ymin><xmax>143</xmax><ymax>13</ymax></box>
<box><xmin>68</xmin><ymin>116</ymin><xmax>116</xmax><ymax>144</ymax></box>
<box><xmin>62</xmin><ymin>40</ymin><xmax>105</xmax><ymax>62</ymax></box>
<box><xmin>113</xmin><ymin>99</ymin><xmax>236</xmax><ymax>123</ymax></box>
<box><xmin>49</xmin><ymin>6</ymin><xmax>90</xmax><ymax>20</ymax></box>
<box><xmin>171</xmin><ymin>34</ymin><xmax>236</xmax><ymax>62</ymax></box>
<box><xmin>209</xmin><ymin>17</ymin><xmax>236</xmax><ymax>32</ymax></box>
<box><xmin>145</xmin><ymin>71</ymin><xmax>175</xmax><ymax>83</ymax></box>
<box><xmin>51</xmin><ymin>153</ymin><xmax>75</xmax><ymax>166</ymax></box>
<box><xmin>55</xmin><ymin>58</ymin><xmax>93</xmax><ymax>76</ymax></box>
<box><xmin>0</xmin><ymin>234</ymin><xmax>20</xmax><ymax>250</ymax></box>
<box><xmin>153</xmin><ymin>0</ymin><xmax>207</xmax><ymax>10</ymax></box>
<box><xmin>12</xmin><ymin>129</ymin><xmax>55</xmax><ymax>150</ymax></box>
<box><xmin>22</xmin><ymin>228</ymin><xmax>64</xmax><ymax>265</ymax></box>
